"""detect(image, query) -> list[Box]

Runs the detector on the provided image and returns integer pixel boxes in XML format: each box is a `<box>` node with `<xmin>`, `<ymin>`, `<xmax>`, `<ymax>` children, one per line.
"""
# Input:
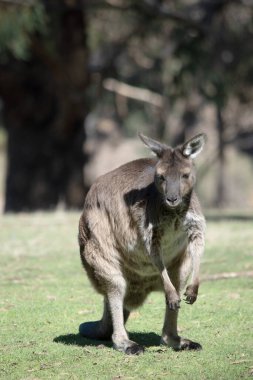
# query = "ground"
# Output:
<box><xmin>0</xmin><ymin>211</ymin><xmax>253</xmax><ymax>380</ymax></box>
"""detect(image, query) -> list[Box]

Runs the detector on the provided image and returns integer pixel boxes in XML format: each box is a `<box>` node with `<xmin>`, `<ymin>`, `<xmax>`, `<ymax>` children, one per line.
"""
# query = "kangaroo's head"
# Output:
<box><xmin>139</xmin><ymin>133</ymin><xmax>206</xmax><ymax>209</ymax></box>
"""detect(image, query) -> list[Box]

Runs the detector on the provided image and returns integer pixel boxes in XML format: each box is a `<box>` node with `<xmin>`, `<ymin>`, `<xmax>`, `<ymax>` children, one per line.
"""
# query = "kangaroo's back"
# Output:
<box><xmin>83</xmin><ymin>157</ymin><xmax>157</xmax><ymax>208</ymax></box>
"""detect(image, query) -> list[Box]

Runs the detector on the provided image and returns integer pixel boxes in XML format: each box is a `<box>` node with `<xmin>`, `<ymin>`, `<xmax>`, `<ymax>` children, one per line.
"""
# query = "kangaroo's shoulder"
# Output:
<box><xmin>91</xmin><ymin>158</ymin><xmax>157</xmax><ymax>192</ymax></box>
<box><xmin>100</xmin><ymin>157</ymin><xmax>157</xmax><ymax>182</ymax></box>
<box><xmin>84</xmin><ymin>157</ymin><xmax>157</xmax><ymax>209</ymax></box>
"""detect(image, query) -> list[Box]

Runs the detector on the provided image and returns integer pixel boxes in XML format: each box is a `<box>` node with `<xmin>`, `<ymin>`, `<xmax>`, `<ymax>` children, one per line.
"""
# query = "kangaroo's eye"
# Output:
<box><xmin>182</xmin><ymin>173</ymin><xmax>190</xmax><ymax>179</ymax></box>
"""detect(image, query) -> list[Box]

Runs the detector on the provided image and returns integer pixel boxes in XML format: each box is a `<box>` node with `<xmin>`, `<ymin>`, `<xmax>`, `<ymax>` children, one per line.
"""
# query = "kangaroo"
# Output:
<box><xmin>78</xmin><ymin>133</ymin><xmax>206</xmax><ymax>355</ymax></box>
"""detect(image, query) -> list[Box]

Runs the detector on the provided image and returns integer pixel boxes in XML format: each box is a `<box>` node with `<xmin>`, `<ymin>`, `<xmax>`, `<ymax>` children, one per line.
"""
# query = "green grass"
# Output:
<box><xmin>0</xmin><ymin>211</ymin><xmax>253</xmax><ymax>380</ymax></box>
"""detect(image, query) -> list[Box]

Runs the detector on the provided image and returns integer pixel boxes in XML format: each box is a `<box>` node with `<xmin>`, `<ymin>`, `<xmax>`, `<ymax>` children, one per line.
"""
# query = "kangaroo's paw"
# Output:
<box><xmin>184</xmin><ymin>284</ymin><xmax>198</xmax><ymax>305</ymax></box>
<box><xmin>165</xmin><ymin>292</ymin><xmax>181</xmax><ymax>311</ymax></box>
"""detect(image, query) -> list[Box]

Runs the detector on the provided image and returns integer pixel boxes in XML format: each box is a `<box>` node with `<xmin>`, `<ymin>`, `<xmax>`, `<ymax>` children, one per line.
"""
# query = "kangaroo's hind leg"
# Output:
<box><xmin>79</xmin><ymin>240</ymin><xmax>130</xmax><ymax>341</ymax></box>
<box><xmin>79</xmin><ymin>238</ymin><xmax>142</xmax><ymax>353</ymax></box>
<box><xmin>107</xmin><ymin>275</ymin><xmax>145</xmax><ymax>355</ymax></box>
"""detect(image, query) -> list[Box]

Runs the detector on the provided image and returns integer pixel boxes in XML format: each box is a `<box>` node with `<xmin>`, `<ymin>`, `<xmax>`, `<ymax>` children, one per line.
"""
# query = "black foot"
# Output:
<box><xmin>175</xmin><ymin>339</ymin><xmax>202</xmax><ymax>351</ymax></box>
<box><xmin>79</xmin><ymin>321</ymin><xmax>112</xmax><ymax>341</ymax></box>
<box><xmin>125</xmin><ymin>343</ymin><xmax>145</xmax><ymax>355</ymax></box>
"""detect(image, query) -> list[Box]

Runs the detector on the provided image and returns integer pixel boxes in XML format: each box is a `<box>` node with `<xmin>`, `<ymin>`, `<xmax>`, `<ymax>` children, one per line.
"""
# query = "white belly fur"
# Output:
<box><xmin>122</xmin><ymin>226</ymin><xmax>187</xmax><ymax>278</ymax></box>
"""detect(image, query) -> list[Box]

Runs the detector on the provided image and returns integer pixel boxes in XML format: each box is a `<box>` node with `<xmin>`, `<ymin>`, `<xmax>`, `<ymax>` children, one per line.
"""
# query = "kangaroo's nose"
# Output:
<box><xmin>166</xmin><ymin>197</ymin><xmax>178</xmax><ymax>204</ymax></box>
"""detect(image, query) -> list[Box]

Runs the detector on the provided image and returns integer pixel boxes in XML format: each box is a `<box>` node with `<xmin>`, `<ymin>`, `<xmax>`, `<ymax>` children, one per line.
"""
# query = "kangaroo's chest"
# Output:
<box><xmin>160</xmin><ymin>222</ymin><xmax>188</xmax><ymax>264</ymax></box>
<box><xmin>151</xmin><ymin>217</ymin><xmax>187</xmax><ymax>258</ymax></box>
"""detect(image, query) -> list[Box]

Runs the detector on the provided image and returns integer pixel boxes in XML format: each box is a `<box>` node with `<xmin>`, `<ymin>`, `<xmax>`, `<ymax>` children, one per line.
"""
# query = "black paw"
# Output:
<box><xmin>125</xmin><ymin>344</ymin><xmax>145</xmax><ymax>355</ymax></box>
<box><xmin>184</xmin><ymin>285</ymin><xmax>198</xmax><ymax>305</ymax></box>
<box><xmin>188</xmin><ymin>341</ymin><xmax>202</xmax><ymax>350</ymax></box>
<box><xmin>184</xmin><ymin>296</ymin><xmax>197</xmax><ymax>304</ymax></box>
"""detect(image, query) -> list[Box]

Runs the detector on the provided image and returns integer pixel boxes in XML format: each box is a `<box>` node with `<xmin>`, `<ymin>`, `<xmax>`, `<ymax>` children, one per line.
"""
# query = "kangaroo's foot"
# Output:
<box><xmin>125</xmin><ymin>342</ymin><xmax>145</xmax><ymax>355</ymax></box>
<box><xmin>161</xmin><ymin>335</ymin><xmax>202</xmax><ymax>351</ymax></box>
<box><xmin>112</xmin><ymin>334</ymin><xmax>145</xmax><ymax>355</ymax></box>
<box><xmin>174</xmin><ymin>338</ymin><xmax>202</xmax><ymax>351</ymax></box>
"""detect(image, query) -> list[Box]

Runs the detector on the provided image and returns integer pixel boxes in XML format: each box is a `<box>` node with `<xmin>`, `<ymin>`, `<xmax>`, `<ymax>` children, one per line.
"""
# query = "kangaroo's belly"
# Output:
<box><xmin>121</xmin><ymin>229</ymin><xmax>188</xmax><ymax>280</ymax></box>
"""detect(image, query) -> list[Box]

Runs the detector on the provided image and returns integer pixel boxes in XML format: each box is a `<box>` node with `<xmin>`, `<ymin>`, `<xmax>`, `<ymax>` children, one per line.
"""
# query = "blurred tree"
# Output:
<box><xmin>0</xmin><ymin>0</ymin><xmax>89</xmax><ymax>211</ymax></box>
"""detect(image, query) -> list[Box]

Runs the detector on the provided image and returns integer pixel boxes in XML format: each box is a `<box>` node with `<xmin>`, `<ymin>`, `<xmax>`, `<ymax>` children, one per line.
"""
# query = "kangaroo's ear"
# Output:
<box><xmin>182</xmin><ymin>133</ymin><xmax>207</xmax><ymax>159</ymax></box>
<box><xmin>139</xmin><ymin>133</ymin><xmax>168</xmax><ymax>158</ymax></box>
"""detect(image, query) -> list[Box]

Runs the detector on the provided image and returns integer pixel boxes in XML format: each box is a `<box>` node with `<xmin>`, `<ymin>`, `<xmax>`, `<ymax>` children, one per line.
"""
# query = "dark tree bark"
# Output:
<box><xmin>0</xmin><ymin>1</ymin><xmax>89</xmax><ymax>212</ymax></box>
<box><xmin>215</xmin><ymin>104</ymin><xmax>226</xmax><ymax>207</ymax></box>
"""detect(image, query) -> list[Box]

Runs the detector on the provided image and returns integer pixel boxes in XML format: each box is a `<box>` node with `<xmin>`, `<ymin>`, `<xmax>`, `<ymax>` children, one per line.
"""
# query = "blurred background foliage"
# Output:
<box><xmin>0</xmin><ymin>1</ymin><xmax>46</xmax><ymax>60</ymax></box>
<box><xmin>0</xmin><ymin>0</ymin><xmax>253</xmax><ymax>212</ymax></box>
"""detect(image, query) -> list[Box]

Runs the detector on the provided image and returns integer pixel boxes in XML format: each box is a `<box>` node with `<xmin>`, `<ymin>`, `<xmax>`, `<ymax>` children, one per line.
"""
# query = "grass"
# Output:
<box><xmin>0</xmin><ymin>211</ymin><xmax>253</xmax><ymax>380</ymax></box>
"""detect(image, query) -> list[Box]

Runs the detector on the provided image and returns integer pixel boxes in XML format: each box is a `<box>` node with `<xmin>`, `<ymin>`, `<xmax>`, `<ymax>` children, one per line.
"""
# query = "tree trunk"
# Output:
<box><xmin>0</xmin><ymin>1</ymin><xmax>89</xmax><ymax>212</ymax></box>
<box><xmin>215</xmin><ymin>104</ymin><xmax>226</xmax><ymax>207</ymax></box>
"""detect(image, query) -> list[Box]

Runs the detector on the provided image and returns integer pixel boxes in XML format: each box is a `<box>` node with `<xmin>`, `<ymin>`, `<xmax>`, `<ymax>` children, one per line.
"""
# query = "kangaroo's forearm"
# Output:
<box><xmin>185</xmin><ymin>232</ymin><xmax>205</xmax><ymax>304</ymax></box>
<box><xmin>149</xmin><ymin>250</ymin><xmax>180</xmax><ymax>310</ymax></box>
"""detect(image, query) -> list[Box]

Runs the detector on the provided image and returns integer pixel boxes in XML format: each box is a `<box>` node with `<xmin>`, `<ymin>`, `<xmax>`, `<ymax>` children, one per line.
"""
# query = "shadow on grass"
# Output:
<box><xmin>53</xmin><ymin>331</ymin><xmax>160</xmax><ymax>348</ymax></box>
<box><xmin>53</xmin><ymin>333</ymin><xmax>112</xmax><ymax>348</ymax></box>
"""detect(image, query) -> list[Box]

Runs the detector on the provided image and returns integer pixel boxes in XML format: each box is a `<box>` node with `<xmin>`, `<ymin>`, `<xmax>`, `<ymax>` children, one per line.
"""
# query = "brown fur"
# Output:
<box><xmin>78</xmin><ymin>133</ymin><xmax>206</xmax><ymax>354</ymax></box>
